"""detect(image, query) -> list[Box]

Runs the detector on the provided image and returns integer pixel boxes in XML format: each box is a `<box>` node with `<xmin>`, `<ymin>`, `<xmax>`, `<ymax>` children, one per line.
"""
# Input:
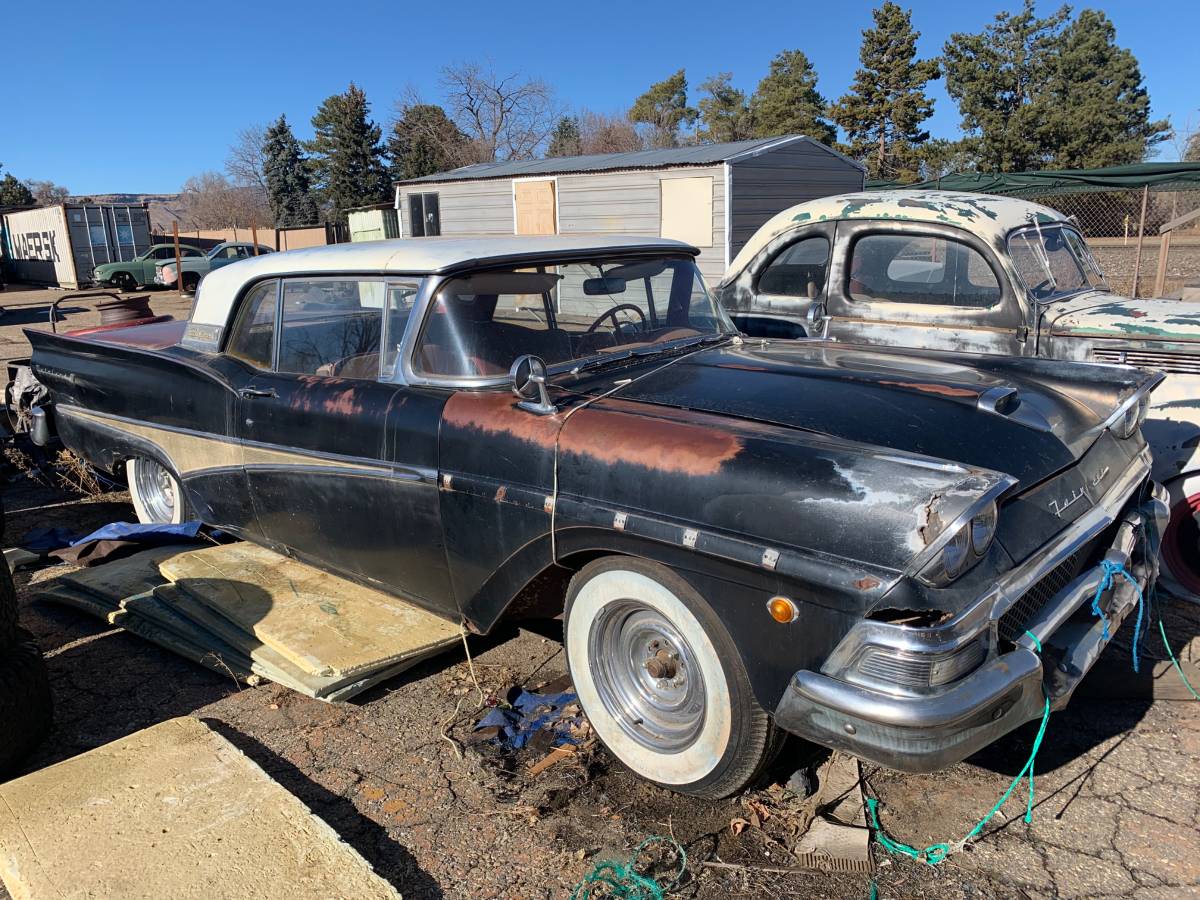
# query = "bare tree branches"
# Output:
<box><xmin>178</xmin><ymin>171</ymin><xmax>271</xmax><ymax>229</ymax></box>
<box><xmin>225</xmin><ymin>124</ymin><xmax>269</xmax><ymax>191</ymax></box>
<box><xmin>440</xmin><ymin>62</ymin><xmax>559</xmax><ymax>161</ymax></box>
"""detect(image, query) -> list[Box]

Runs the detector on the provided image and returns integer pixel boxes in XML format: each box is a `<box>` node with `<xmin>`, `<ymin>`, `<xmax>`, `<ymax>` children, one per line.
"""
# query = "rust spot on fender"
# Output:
<box><xmin>854</xmin><ymin>576</ymin><xmax>881</xmax><ymax>590</ymax></box>
<box><xmin>494</xmin><ymin>485</ymin><xmax>507</xmax><ymax>502</ymax></box>
<box><xmin>561</xmin><ymin>404</ymin><xmax>743</xmax><ymax>476</ymax></box>
<box><xmin>878</xmin><ymin>380</ymin><xmax>979</xmax><ymax>399</ymax></box>
<box><xmin>442</xmin><ymin>392</ymin><xmax>562</xmax><ymax>447</ymax></box>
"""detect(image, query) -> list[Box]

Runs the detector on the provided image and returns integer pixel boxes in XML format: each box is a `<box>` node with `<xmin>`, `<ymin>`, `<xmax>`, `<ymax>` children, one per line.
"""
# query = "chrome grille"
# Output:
<box><xmin>1091</xmin><ymin>347</ymin><xmax>1200</xmax><ymax>375</ymax></box>
<box><xmin>998</xmin><ymin>550</ymin><xmax>1083</xmax><ymax>643</ymax></box>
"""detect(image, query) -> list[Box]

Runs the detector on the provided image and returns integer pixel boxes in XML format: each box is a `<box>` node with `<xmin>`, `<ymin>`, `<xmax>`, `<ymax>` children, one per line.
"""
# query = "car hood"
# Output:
<box><xmin>1044</xmin><ymin>292</ymin><xmax>1200</xmax><ymax>344</ymax></box>
<box><xmin>587</xmin><ymin>340</ymin><xmax>1149</xmax><ymax>490</ymax></box>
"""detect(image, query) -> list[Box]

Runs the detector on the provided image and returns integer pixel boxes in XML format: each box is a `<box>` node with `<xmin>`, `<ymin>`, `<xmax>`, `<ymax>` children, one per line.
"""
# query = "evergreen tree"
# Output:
<box><xmin>630</xmin><ymin>70</ymin><xmax>697</xmax><ymax>148</ymax></box>
<box><xmin>942</xmin><ymin>1</ymin><xmax>1069</xmax><ymax>172</ymax></box>
<box><xmin>831</xmin><ymin>2</ymin><xmax>939</xmax><ymax>181</ymax></box>
<box><xmin>388</xmin><ymin>103</ymin><xmax>469</xmax><ymax>179</ymax></box>
<box><xmin>749</xmin><ymin>50</ymin><xmax>836</xmax><ymax>145</ymax></box>
<box><xmin>547</xmin><ymin>116</ymin><xmax>583</xmax><ymax>157</ymax></box>
<box><xmin>0</xmin><ymin>166</ymin><xmax>35</xmax><ymax>207</ymax></box>
<box><xmin>305</xmin><ymin>83</ymin><xmax>389</xmax><ymax>221</ymax></box>
<box><xmin>263</xmin><ymin>115</ymin><xmax>320</xmax><ymax>226</ymax></box>
<box><xmin>697</xmin><ymin>73</ymin><xmax>753</xmax><ymax>143</ymax></box>
<box><xmin>1041</xmin><ymin>10</ymin><xmax>1169</xmax><ymax>167</ymax></box>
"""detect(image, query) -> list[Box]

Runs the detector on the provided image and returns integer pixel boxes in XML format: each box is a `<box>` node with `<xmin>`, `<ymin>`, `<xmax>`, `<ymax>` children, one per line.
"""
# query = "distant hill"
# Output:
<box><xmin>68</xmin><ymin>193</ymin><xmax>186</xmax><ymax>234</ymax></box>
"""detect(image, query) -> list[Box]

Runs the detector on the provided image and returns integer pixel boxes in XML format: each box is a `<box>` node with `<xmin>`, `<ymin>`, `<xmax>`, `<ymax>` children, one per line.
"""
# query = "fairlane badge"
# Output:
<box><xmin>1090</xmin><ymin>466</ymin><xmax>1110</xmax><ymax>489</ymax></box>
<box><xmin>1048</xmin><ymin>486</ymin><xmax>1089</xmax><ymax>517</ymax></box>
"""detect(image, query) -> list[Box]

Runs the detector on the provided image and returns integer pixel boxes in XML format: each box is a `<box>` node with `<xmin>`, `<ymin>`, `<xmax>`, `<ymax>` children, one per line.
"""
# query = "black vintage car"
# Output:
<box><xmin>17</xmin><ymin>235</ymin><xmax>1166</xmax><ymax>798</ymax></box>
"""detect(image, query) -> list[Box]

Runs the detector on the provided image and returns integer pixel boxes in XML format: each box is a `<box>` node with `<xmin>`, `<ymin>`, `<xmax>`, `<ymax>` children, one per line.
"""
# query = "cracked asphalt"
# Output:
<box><xmin>3</xmin><ymin>285</ymin><xmax>1200</xmax><ymax>899</ymax></box>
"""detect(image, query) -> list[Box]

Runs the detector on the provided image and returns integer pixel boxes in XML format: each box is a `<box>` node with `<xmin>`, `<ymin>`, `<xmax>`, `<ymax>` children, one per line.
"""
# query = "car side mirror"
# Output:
<box><xmin>510</xmin><ymin>355</ymin><xmax>556</xmax><ymax>415</ymax></box>
<box><xmin>805</xmin><ymin>301</ymin><xmax>832</xmax><ymax>340</ymax></box>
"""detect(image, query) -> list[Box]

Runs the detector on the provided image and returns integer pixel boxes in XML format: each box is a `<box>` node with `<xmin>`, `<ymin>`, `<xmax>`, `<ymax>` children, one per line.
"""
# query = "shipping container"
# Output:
<box><xmin>1</xmin><ymin>204</ymin><xmax>152</xmax><ymax>288</ymax></box>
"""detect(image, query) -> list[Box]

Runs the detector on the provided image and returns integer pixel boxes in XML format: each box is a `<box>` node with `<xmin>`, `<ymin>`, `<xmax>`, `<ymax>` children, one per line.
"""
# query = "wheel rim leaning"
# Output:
<box><xmin>588</xmin><ymin>600</ymin><xmax>707</xmax><ymax>754</ymax></box>
<box><xmin>134</xmin><ymin>458</ymin><xmax>177</xmax><ymax>523</ymax></box>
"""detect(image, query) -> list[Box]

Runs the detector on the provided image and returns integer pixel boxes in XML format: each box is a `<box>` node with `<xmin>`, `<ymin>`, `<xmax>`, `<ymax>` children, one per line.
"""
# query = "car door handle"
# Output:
<box><xmin>240</xmin><ymin>388</ymin><xmax>277</xmax><ymax>399</ymax></box>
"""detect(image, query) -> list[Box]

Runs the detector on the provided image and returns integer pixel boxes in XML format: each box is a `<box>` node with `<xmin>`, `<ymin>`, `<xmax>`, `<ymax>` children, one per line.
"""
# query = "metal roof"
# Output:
<box><xmin>394</xmin><ymin>135</ymin><xmax>860</xmax><ymax>185</ymax></box>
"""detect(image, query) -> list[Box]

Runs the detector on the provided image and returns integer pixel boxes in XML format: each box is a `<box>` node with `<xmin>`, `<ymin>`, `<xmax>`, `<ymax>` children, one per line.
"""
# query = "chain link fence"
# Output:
<box><xmin>1004</xmin><ymin>187</ymin><xmax>1200</xmax><ymax>297</ymax></box>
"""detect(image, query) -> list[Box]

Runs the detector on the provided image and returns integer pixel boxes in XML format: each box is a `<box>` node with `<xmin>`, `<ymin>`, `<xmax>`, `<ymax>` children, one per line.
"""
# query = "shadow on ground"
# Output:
<box><xmin>204</xmin><ymin>719</ymin><xmax>444</xmax><ymax>898</ymax></box>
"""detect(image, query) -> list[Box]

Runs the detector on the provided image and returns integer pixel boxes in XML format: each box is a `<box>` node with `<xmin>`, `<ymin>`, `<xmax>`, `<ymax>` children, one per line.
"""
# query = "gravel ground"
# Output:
<box><xmin>2</xmin><ymin>283</ymin><xmax>1200</xmax><ymax>899</ymax></box>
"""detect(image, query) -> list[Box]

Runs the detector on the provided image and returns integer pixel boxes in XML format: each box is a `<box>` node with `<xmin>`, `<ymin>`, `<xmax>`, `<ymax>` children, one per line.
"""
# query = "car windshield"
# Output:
<box><xmin>1007</xmin><ymin>224</ymin><xmax>1108</xmax><ymax>302</ymax></box>
<box><xmin>414</xmin><ymin>255</ymin><xmax>734</xmax><ymax>380</ymax></box>
<box><xmin>207</xmin><ymin>245</ymin><xmax>225</xmax><ymax>259</ymax></box>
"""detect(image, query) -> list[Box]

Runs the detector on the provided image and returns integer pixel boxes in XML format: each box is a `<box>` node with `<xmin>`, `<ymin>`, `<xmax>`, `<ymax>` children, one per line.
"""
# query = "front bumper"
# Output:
<box><xmin>774</xmin><ymin>472</ymin><xmax>1167</xmax><ymax>773</ymax></box>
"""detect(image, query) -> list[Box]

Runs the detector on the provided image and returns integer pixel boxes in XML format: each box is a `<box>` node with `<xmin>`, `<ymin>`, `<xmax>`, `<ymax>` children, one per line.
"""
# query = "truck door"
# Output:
<box><xmin>820</xmin><ymin>222</ymin><xmax>1030</xmax><ymax>357</ymax></box>
<box><xmin>228</xmin><ymin>276</ymin><xmax>453</xmax><ymax>613</ymax></box>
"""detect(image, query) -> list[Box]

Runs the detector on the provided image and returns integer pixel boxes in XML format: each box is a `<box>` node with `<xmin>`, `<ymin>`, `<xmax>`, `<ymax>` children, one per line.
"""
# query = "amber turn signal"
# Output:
<box><xmin>767</xmin><ymin>596</ymin><xmax>798</xmax><ymax>624</ymax></box>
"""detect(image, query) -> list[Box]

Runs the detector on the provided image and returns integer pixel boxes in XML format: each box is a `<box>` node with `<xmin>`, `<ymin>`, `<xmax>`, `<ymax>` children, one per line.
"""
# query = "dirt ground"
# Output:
<box><xmin>2</xmin><ymin>283</ymin><xmax>1200</xmax><ymax>899</ymax></box>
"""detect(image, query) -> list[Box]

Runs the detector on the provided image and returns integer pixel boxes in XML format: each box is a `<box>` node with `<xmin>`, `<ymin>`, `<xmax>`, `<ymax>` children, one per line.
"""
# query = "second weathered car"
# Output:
<box><xmin>22</xmin><ymin>235</ymin><xmax>1165</xmax><ymax>796</ymax></box>
<box><xmin>155</xmin><ymin>241</ymin><xmax>273</xmax><ymax>292</ymax></box>
<box><xmin>93</xmin><ymin>243</ymin><xmax>205</xmax><ymax>290</ymax></box>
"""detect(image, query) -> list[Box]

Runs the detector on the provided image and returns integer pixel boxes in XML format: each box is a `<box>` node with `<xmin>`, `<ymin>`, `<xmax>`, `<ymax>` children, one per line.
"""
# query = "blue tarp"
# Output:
<box><xmin>474</xmin><ymin>688</ymin><xmax>582</xmax><ymax>749</ymax></box>
<box><xmin>70</xmin><ymin>521</ymin><xmax>203</xmax><ymax>546</ymax></box>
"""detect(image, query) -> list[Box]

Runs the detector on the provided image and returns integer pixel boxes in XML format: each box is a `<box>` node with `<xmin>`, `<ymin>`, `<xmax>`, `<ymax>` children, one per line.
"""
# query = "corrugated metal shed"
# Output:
<box><xmin>396</xmin><ymin>136</ymin><xmax>864</xmax><ymax>185</ymax></box>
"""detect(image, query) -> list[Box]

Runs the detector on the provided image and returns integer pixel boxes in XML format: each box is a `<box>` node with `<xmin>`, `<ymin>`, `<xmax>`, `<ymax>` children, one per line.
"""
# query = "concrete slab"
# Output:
<box><xmin>0</xmin><ymin>717</ymin><xmax>401</xmax><ymax>899</ymax></box>
<box><xmin>160</xmin><ymin>542</ymin><xmax>461</xmax><ymax>678</ymax></box>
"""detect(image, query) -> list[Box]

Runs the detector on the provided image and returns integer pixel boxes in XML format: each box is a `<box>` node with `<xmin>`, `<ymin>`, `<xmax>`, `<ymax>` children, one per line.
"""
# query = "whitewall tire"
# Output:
<box><xmin>127</xmin><ymin>457</ymin><xmax>190</xmax><ymax>525</ymax></box>
<box><xmin>565</xmin><ymin>557</ymin><xmax>779</xmax><ymax>798</ymax></box>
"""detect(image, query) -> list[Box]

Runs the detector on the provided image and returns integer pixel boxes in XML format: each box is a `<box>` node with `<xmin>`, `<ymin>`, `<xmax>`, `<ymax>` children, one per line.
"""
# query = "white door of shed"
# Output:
<box><xmin>660</xmin><ymin>176</ymin><xmax>714</xmax><ymax>248</ymax></box>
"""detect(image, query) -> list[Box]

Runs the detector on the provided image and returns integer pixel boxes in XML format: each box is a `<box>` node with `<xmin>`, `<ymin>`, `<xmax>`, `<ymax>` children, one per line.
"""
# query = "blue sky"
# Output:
<box><xmin>2</xmin><ymin>0</ymin><xmax>1196</xmax><ymax>194</ymax></box>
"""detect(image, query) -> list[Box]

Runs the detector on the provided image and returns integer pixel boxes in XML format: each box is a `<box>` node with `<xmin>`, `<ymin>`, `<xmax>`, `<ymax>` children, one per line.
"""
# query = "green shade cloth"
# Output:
<box><xmin>867</xmin><ymin>162</ymin><xmax>1200</xmax><ymax>197</ymax></box>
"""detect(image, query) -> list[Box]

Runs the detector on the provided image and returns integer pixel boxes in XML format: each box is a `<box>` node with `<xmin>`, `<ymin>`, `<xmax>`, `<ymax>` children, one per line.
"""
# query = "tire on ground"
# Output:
<box><xmin>127</xmin><ymin>457</ymin><xmax>193</xmax><ymax>525</ymax></box>
<box><xmin>0</xmin><ymin>627</ymin><xmax>54</xmax><ymax>776</ymax></box>
<box><xmin>564</xmin><ymin>556</ymin><xmax>782</xmax><ymax>799</ymax></box>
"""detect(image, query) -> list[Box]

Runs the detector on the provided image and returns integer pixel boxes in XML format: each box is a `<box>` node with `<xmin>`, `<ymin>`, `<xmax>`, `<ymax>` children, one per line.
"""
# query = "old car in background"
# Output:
<box><xmin>719</xmin><ymin>190</ymin><xmax>1200</xmax><ymax>600</ymax></box>
<box><xmin>16</xmin><ymin>235</ymin><xmax>1164</xmax><ymax>796</ymax></box>
<box><xmin>92</xmin><ymin>243</ymin><xmax>205</xmax><ymax>291</ymax></box>
<box><xmin>155</xmin><ymin>241</ymin><xmax>273</xmax><ymax>293</ymax></box>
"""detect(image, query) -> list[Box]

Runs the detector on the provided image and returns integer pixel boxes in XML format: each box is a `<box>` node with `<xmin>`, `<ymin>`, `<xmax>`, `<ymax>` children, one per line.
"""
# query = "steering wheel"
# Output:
<box><xmin>583</xmin><ymin>304</ymin><xmax>648</xmax><ymax>342</ymax></box>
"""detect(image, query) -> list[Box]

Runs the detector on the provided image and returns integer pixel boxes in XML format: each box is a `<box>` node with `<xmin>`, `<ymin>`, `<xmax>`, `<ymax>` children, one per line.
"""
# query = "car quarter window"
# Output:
<box><xmin>848</xmin><ymin>233</ymin><xmax>1001</xmax><ymax>308</ymax></box>
<box><xmin>758</xmin><ymin>236</ymin><xmax>831</xmax><ymax>298</ymax></box>
<box><xmin>383</xmin><ymin>282</ymin><xmax>420</xmax><ymax>376</ymax></box>
<box><xmin>226</xmin><ymin>279</ymin><xmax>279</xmax><ymax>369</ymax></box>
<box><xmin>276</xmin><ymin>279</ymin><xmax>386</xmax><ymax>379</ymax></box>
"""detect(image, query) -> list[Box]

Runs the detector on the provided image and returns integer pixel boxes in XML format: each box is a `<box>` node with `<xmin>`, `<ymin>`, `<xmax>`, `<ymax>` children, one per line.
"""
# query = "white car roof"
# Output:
<box><xmin>191</xmin><ymin>235</ymin><xmax>695</xmax><ymax>328</ymax></box>
<box><xmin>725</xmin><ymin>190</ymin><xmax>1070</xmax><ymax>280</ymax></box>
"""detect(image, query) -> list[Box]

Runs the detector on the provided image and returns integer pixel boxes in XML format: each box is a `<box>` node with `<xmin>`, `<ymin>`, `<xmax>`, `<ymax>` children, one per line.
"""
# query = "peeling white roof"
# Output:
<box><xmin>191</xmin><ymin>235</ymin><xmax>694</xmax><ymax>327</ymax></box>
<box><xmin>726</xmin><ymin>190</ymin><xmax>1069</xmax><ymax>277</ymax></box>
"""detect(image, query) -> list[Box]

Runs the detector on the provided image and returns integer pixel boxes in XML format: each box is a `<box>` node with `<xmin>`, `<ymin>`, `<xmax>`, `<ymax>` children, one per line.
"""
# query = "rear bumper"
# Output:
<box><xmin>774</xmin><ymin>477</ymin><xmax>1167</xmax><ymax>773</ymax></box>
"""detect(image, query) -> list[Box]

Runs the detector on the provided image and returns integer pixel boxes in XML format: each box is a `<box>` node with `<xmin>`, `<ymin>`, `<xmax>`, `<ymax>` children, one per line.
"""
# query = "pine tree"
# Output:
<box><xmin>0</xmin><ymin>166</ymin><xmax>35</xmax><ymax>207</ymax></box>
<box><xmin>697</xmin><ymin>73</ymin><xmax>753</xmax><ymax>144</ymax></box>
<box><xmin>942</xmin><ymin>1</ymin><xmax>1070</xmax><ymax>172</ymax></box>
<box><xmin>630</xmin><ymin>70</ymin><xmax>697</xmax><ymax>148</ymax></box>
<box><xmin>547</xmin><ymin>116</ymin><xmax>583</xmax><ymax>157</ymax></box>
<box><xmin>388</xmin><ymin>104</ymin><xmax>469</xmax><ymax>179</ymax></box>
<box><xmin>306</xmin><ymin>83</ymin><xmax>389</xmax><ymax>221</ymax></box>
<box><xmin>1041</xmin><ymin>10</ymin><xmax>1169</xmax><ymax>167</ymax></box>
<box><xmin>749</xmin><ymin>50</ymin><xmax>836</xmax><ymax>145</ymax></box>
<box><xmin>831</xmin><ymin>3</ymin><xmax>939</xmax><ymax>181</ymax></box>
<box><xmin>263</xmin><ymin>116</ymin><xmax>320</xmax><ymax>226</ymax></box>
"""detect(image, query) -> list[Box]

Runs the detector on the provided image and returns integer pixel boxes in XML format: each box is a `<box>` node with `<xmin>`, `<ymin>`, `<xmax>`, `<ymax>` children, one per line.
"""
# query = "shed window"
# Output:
<box><xmin>848</xmin><ymin>234</ymin><xmax>1001</xmax><ymax>308</ymax></box>
<box><xmin>408</xmin><ymin>193</ymin><xmax>441</xmax><ymax>237</ymax></box>
<box><xmin>660</xmin><ymin>177</ymin><xmax>713</xmax><ymax>247</ymax></box>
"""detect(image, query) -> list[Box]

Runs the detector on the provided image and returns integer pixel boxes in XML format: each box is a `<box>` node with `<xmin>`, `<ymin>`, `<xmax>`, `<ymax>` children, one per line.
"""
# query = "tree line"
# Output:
<box><xmin>1</xmin><ymin>1</ymin><xmax>1189</xmax><ymax>227</ymax></box>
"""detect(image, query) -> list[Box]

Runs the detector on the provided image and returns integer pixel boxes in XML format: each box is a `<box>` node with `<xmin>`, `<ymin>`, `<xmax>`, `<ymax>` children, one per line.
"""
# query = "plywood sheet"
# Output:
<box><xmin>159</xmin><ymin>543</ymin><xmax>461</xmax><ymax>678</ymax></box>
<box><xmin>660</xmin><ymin>175</ymin><xmax>714</xmax><ymax>247</ymax></box>
<box><xmin>0</xmin><ymin>717</ymin><xmax>401</xmax><ymax>900</ymax></box>
<box><xmin>515</xmin><ymin>179</ymin><xmax>557</xmax><ymax>235</ymax></box>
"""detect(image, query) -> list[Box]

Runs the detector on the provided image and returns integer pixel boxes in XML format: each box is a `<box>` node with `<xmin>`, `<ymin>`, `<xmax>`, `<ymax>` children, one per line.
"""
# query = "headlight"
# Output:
<box><xmin>919</xmin><ymin>500</ymin><xmax>998</xmax><ymax>586</ymax></box>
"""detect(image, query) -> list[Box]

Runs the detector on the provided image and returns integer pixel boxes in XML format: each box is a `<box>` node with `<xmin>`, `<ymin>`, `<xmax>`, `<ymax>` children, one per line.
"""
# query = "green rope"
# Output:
<box><xmin>866</xmin><ymin>630</ymin><xmax>1051</xmax><ymax>866</ymax></box>
<box><xmin>1160</xmin><ymin>618</ymin><xmax>1200</xmax><ymax>700</ymax></box>
<box><xmin>570</xmin><ymin>836</ymin><xmax>687</xmax><ymax>899</ymax></box>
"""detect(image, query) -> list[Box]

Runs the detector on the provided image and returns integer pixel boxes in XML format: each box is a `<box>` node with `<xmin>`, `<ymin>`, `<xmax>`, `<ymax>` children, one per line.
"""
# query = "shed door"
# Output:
<box><xmin>514</xmin><ymin>180</ymin><xmax>557</xmax><ymax>235</ymax></box>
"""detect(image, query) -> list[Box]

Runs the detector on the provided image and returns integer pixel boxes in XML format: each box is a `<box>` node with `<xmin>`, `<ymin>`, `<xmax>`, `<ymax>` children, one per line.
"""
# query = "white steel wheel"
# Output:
<box><xmin>127</xmin><ymin>457</ymin><xmax>188</xmax><ymax>525</ymax></box>
<box><xmin>565</xmin><ymin>557</ymin><xmax>778</xmax><ymax>798</ymax></box>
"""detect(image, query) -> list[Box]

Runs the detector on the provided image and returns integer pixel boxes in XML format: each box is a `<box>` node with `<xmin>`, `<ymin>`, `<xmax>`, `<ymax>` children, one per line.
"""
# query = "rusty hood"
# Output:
<box><xmin>1044</xmin><ymin>293</ymin><xmax>1200</xmax><ymax>344</ymax></box>
<box><xmin>582</xmin><ymin>340</ymin><xmax>1150</xmax><ymax>491</ymax></box>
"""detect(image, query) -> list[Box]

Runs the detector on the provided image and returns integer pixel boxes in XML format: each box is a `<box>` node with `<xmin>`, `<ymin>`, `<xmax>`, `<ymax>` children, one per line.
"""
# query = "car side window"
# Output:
<box><xmin>277</xmin><ymin>279</ymin><xmax>385</xmax><ymax>379</ymax></box>
<box><xmin>848</xmin><ymin>234</ymin><xmax>1001</xmax><ymax>308</ymax></box>
<box><xmin>183</xmin><ymin>247</ymin><xmax>204</xmax><ymax>257</ymax></box>
<box><xmin>154</xmin><ymin>247</ymin><xmax>174</xmax><ymax>259</ymax></box>
<box><xmin>758</xmin><ymin>237</ymin><xmax>831</xmax><ymax>298</ymax></box>
<box><xmin>226</xmin><ymin>280</ymin><xmax>279</xmax><ymax>369</ymax></box>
